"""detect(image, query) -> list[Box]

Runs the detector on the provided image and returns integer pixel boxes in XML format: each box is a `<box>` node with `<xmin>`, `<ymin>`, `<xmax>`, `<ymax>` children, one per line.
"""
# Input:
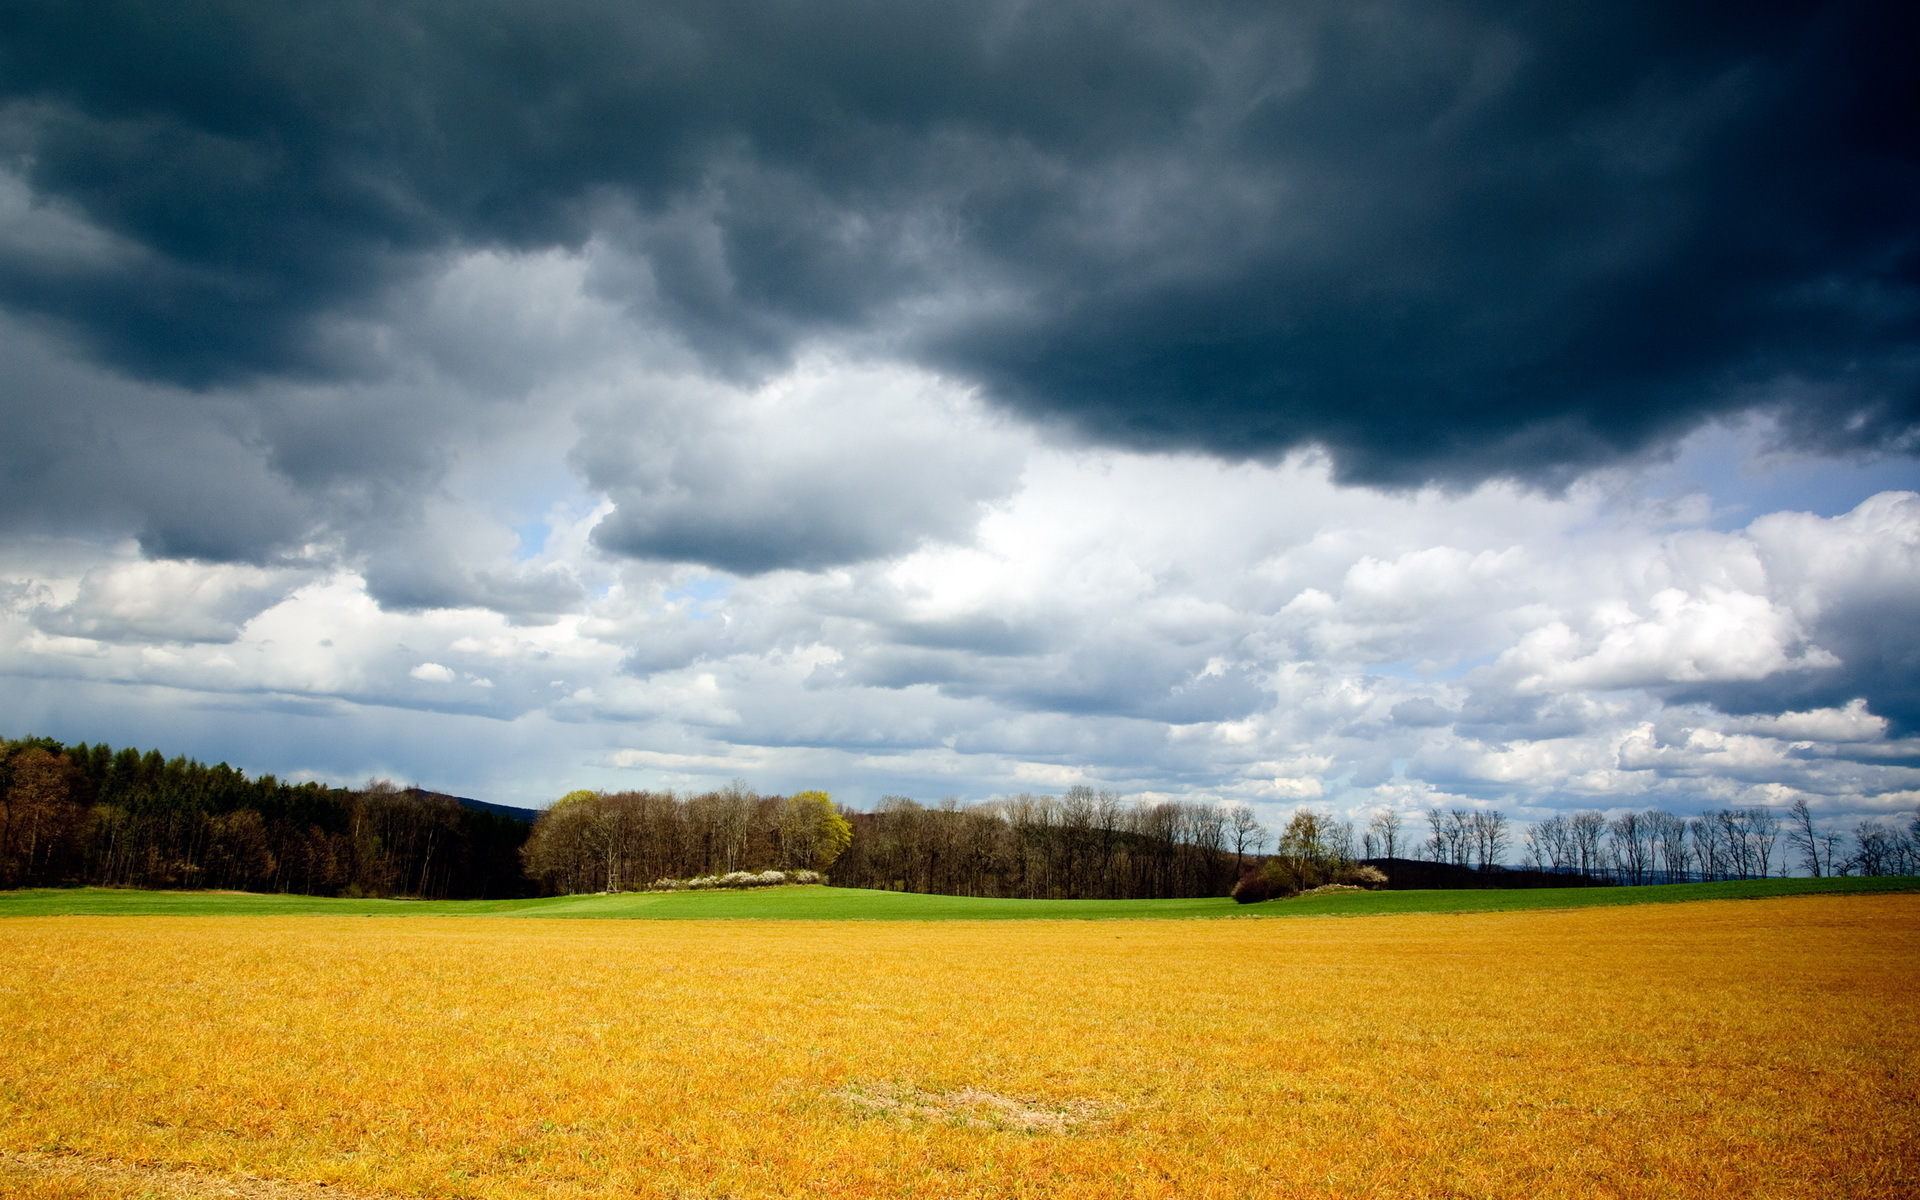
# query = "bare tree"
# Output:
<box><xmin>1521</xmin><ymin>820</ymin><xmax>1547</xmax><ymax>870</ymax></box>
<box><xmin>1527</xmin><ymin>814</ymin><xmax>1573</xmax><ymax>871</ymax></box>
<box><xmin>1228</xmin><ymin>805</ymin><xmax>1268</xmax><ymax>875</ymax></box>
<box><xmin>1447</xmin><ymin>809</ymin><xmax>1475</xmax><ymax>866</ymax></box>
<box><xmin>1785</xmin><ymin>796</ymin><xmax>1823</xmax><ymax>878</ymax></box>
<box><xmin>1065</xmin><ymin>786</ymin><xmax>1108</xmax><ymax>897</ymax></box>
<box><xmin>1361</xmin><ymin>810</ymin><xmax>1404</xmax><ymax>885</ymax></box>
<box><xmin>1848</xmin><ymin>821</ymin><xmax>1902</xmax><ymax>876</ymax></box>
<box><xmin>1325</xmin><ymin>816</ymin><xmax>1356</xmax><ymax>863</ymax></box>
<box><xmin>1689</xmin><ymin>815</ymin><xmax>1725</xmax><ymax>881</ymax></box>
<box><xmin>1817</xmin><ymin>829</ymin><xmax>1847</xmax><ymax>876</ymax></box>
<box><xmin>1424</xmin><ymin>807</ymin><xmax>1447</xmax><ymax>862</ymax></box>
<box><xmin>1715</xmin><ymin>809</ymin><xmax>1753</xmax><ymax>878</ymax></box>
<box><xmin>1607</xmin><ymin>812</ymin><xmax>1653</xmax><ymax>885</ymax></box>
<box><xmin>1423</xmin><ymin>808</ymin><xmax>1472</xmax><ymax>867</ymax></box>
<box><xmin>1646</xmin><ymin>810</ymin><xmax>1690</xmax><ymax>882</ymax></box>
<box><xmin>1746</xmin><ymin>806</ymin><xmax>1780</xmax><ymax>879</ymax></box>
<box><xmin>1570</xmin><ymin>811</ymin><xmax>1607</xmax><ymax>882</ymax></box>
<box><xmin>1468</xmin><ymin>811</ymin><xmax>1509</xmax><ymax>871</ymax></box>
<box><xmin>1365</xmin><ymin>810</ymin><xmax>1403</xmax><ymax>861</ymax></box>
<box><xmin>716</xmin><ymin>779</ymin><xmax>756</xmax><ymax>872</ymax></box>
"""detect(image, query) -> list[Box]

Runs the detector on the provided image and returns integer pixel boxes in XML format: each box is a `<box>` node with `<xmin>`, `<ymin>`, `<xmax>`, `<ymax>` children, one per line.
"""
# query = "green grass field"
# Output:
<box><xmin>0</xmin><ymin>874</ymin><xmax>1912</xmax><ymax>919</ymax></box>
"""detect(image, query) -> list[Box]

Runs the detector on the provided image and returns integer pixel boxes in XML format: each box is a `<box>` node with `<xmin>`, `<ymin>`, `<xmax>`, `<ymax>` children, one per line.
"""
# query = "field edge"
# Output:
<box><xmin>0</xmin><ymin>874</ymin><xmax>1915</xmax><ymax>920</ymax></box>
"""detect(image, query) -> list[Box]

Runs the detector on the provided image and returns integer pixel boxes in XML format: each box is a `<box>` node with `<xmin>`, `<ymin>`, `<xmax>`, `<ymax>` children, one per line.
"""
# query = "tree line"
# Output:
<box><xmin>1396</xmin><ymin>800</ymin><xmax>1920</xmax><ymax>885</ymax></box>
<box><xmin>6</xmin><ymin>732</ymin><xmax>1916</xmax><ymax>901</ymax></box>
<box><xmin>518</xmin><ymin>787</ymin><xmax>851</xmax><ymax>895</ymax></box>
<box><xmin>0</xmin><ymin>737</ymin><xmax>532</xmax><ymax>898</ymax></box>
<box><xmin>825</xmin><ymin>789</ymin><xmax>1269</xmax><ymax>899</ymax></box>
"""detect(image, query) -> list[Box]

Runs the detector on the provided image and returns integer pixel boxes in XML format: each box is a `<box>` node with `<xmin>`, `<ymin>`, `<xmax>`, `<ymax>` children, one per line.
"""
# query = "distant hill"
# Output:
<box><xmin>454</xmin><ymin>795</ymin><xmax>542</xmax><ymax>824</ymax></box>
<box><xmin>398</xmin><ymin>787</ymin><xmax>540</xmax><ymax>824</ymax></box>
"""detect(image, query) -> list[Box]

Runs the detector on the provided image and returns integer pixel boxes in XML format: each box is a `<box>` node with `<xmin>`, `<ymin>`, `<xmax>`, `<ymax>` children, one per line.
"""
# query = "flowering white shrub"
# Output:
<box><xmin>648</xmin><ymin>869</ymin><xmax>826</xmax><ymax>892</ymax></box>
<box><xmin>1295</xmin><ymin>883</ymin><xmax>1367</xmax><ymax>898</ymax></box>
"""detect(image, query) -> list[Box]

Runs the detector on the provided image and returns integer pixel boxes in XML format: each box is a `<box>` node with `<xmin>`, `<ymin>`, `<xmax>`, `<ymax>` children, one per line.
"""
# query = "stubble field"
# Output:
<box><xmin>2</xmin><ymin>895</ymin><xmax>1916</xmax><ymax>1199</ymax></box>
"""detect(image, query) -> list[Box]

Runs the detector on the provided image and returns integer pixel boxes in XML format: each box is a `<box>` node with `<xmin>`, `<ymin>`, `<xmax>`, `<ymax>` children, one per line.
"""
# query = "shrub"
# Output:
<box><xmin>1335</xmin><ymin>863</ymin><xmax>1389</xmax><ymax>888</ymax></box>
<box><xmin>1230</xmin><ymin>869</ymin><xmax>1281</xmax><ymax>904</ymax></box>
<box><xmin>648</xmin><ymin>869</ymin><xmax>826</xmax><ymax>892</ymax></box>
<box><xmin>1295</xmin><ymin>883</ymin><xmax>1366</xmax><ymax>898</ymax></box>
<box><xmin>1235</xmin><ymin>860</ymin><xmax>1386</xmax><ymax>903</ymax></box>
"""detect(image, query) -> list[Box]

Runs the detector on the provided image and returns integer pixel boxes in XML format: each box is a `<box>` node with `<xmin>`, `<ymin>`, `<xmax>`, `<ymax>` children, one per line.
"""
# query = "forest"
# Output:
<box><xmin>3</xmin><ymin>735</ymin><xmax>1915</xmax><ymax>900</ymax></box>
<box><xmin>515</xmin><ymin>788</ymin><xmax>1260</xmax><ymax>900</ymax></box>
<box><xmin>829</xmin><ymin>792</ymin><xmax>1265</xmax><ymax>899</ymax></box>
<box><xmin>519</xmin><ymin>786</ymin><xmax>851</xmax><ymax>895</ymax></box>
<box><xmin>0</xmin><ymin>737</ymin><xmax>531</xmax><ymax>898</ymax></box>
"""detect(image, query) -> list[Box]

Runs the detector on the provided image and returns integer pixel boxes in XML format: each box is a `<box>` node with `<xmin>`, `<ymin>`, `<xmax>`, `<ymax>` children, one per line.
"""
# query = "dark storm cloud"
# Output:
<box><xmin>1</xmin><ymin>0</ymin><xmax>1913</xmax><ymax>486</ymax></box>
<box><xmin>0</xmin><ymin>308</ymin><xmax>585</xmax><ymax>618</ymax></box>
<box><xmin>0</xmin><ymin>316</ymin><xmax>315</xmax><ymax>557</ymax></box>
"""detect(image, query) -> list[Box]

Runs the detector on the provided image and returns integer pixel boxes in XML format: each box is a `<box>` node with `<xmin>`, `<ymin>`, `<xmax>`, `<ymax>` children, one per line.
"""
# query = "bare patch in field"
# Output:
<box><xmin>0</xmin><ymin>1149</ymin><xmax>388</xmax><ymax>1199</ymax></box>
<box><xmin>839</xmin><ymin>1082</ymin><xmax>1116</xmax><ymax>1134</ymax></box>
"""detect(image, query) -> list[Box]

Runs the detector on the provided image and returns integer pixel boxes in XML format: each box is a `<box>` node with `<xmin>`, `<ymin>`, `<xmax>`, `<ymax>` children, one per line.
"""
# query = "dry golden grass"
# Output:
<box><xmin>1</xmin><ymin>1148</ymin><xmax>387</xmax><ymax>1199</ymax></box>
<box><xmin>1</xmin><ymin>896</ymin><xmax>1915</xmax><ymax>1199</ymax></box>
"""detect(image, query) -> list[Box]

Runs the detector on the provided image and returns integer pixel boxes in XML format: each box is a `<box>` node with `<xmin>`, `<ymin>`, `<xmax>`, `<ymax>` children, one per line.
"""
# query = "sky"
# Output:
<box><xmin>0</xmin><ymin>0</ymin><xmax>1915</xmax><ymax>830</ymax></box>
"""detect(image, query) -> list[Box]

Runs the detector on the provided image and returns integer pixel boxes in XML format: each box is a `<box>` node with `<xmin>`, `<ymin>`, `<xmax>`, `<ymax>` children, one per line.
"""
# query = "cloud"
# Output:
<box><xmin>1665</xmin><ymin>491</ymin><xmax>1920</xmax><ymax>730</ymax></box>
<box><xmin>0</xmin><ymin>248</ymin><xmax>615</xmax><ymax>616</ymax></box>
<box><xmin>579</xmin><ymin>359</ymin><xmax>1026</xmax><ymax>573</ymax></box>
<box><xmin>0</xmin><ymin>0</ymin><xmax>1909</xmax><ymax>486</ymax></box>
<box><xmin>1724</xmin><ymin>699</ymin><xmax>1887</xmax><ymax>744</ymax></box>
<box><xmin>1611</xmin><ymin>715</ymin><xmax>1920</xmax><ymax>800</ymax></box>
<box><xmin>1391</xmin><ymin>698</ymin><xmax>1456</xmax><ymax>727</ymax></box>
<box><xmin>28</xmin><ymin>557</ymin><xmax>307</xmax><ymax>644</ymax></box>
<box><xmin>608</xmin><ymin>746</ymin><xmax>773</xmax><ymax>773</ymax></box>
<box><xmin>0</xmin><ymin>315</ymin><xmax>315</xmax><ymax>558</ymax></box>
<box><xmin>5</xmin><ymin>437</ymin><xmax>1920</xmax><ymax>819</ymax></box>
<box><xmin>1501</xmin><ymin>587</ymin><xmax>1836</xmax><ymax>693</ymax></box>
<box><xmin>1</xmin><ymin>2</ymin><xmax>1917</xmax><ymax>825</ymax></box>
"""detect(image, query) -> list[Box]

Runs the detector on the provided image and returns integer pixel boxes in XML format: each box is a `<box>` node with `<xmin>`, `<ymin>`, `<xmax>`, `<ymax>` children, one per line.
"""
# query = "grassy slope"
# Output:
<box><xmin>0</xmin><ymin>874</ymin><xmax>1913</xmax><ymax>919</ymax></box>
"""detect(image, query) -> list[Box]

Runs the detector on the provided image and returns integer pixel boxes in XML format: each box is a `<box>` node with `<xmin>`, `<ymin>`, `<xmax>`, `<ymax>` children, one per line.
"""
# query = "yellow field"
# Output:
<box><xmin>2</xmin><ymin>896</ymin><xmax>1916</xmax><ymax>1199</ymax></box>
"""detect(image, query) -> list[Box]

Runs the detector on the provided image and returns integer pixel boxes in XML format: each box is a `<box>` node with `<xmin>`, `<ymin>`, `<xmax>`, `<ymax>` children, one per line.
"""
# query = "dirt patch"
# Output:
<box><xmin>0</xmin><ymin>1149</ymin><xmax>390</xmax><ymax>1199</ymax></box>
<box><xmin>838</xmin><ymin>1082</ymin><xmax>1117</xmax><ymax>1134</ymax></box>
